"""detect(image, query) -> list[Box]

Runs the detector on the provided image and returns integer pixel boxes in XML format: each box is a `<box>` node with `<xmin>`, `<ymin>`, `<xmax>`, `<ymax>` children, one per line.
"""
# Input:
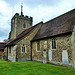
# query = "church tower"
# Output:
<box><xmin>9</xmin><ymin>5</ymin><xmax>33</xmax><ymax>41</ymax></box>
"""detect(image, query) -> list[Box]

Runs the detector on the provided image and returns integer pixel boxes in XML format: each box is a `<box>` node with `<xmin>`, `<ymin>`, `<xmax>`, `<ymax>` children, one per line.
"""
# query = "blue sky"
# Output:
<box><xmin>0</xmin><ymin>0</ymin><xmax>75</xmax><ymax>41</ymax></box>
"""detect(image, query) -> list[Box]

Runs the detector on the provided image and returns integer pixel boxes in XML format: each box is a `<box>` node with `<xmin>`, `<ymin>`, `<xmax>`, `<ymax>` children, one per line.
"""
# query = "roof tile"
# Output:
<box><xmin>6</xmin><ymin>22</ymin><xmax>43</xmax><ymax>46</ymax></box>
<box><xmin>32</xmin><ymin>9</ymin><xmax>75</xmax><ymax>41</ymax></box>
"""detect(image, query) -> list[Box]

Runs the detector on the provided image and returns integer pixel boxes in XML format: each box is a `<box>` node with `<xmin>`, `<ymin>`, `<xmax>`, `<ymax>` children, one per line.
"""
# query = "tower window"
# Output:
<box><xmin>52</xmin><ymin>39</ymin><xmax>56</xmax><ymax>49</ymax></box>
<box><xmin>23</xmin><ymin>23</ymin><xmax>26</xmax><ymax>28</ymax></box>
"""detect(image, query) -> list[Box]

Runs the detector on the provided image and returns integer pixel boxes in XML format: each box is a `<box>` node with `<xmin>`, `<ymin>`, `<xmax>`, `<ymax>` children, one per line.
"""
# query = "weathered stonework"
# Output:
<box><xmin>16</xmin><ymin>24</ymin><xmax>41</xmax><ymax>61</ymax></box>
<box><xmin>3</xmin><ymin>9</ymin><xmax>75</xmax><ymax>68</ymax></box>
<box><xmin>7</xmin><ymin>23</ymin><xmax>42</xmax><ymax>62</ymax></box>
<box><xmin>8</xmin><ymin>46</ymin><xmax>15</xmax><ymax>61</ymax></box>
<box><xmin>32</xmin><ymin>34</ymin><xmax>74</xmax><ymax>67</ymax></box>
<box><xmin>71</xmin><ymin>25</ymin><xmax>75</xmax><ymax>67</ymax></box>
<box><xmin>32</xmin><ymin>40</ymin><xmax>44</xmax><ymax>62</ymax></box>
<box><xmin>9</xmin><ymin>13</ymin><xmax>33</xmax><ymax>41</ymax></box>
<box><xmin>3</xmin><ymin>47</ymin><xmax>7</xmax><ymax>60</ymax></box>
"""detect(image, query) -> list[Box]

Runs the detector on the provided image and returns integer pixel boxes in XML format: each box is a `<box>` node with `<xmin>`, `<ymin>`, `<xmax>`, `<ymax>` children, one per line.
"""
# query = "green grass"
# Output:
<box><xmin>0</xmin><ymin>59</ymin><xmax>75</xmax><ymax>75</ymax></box>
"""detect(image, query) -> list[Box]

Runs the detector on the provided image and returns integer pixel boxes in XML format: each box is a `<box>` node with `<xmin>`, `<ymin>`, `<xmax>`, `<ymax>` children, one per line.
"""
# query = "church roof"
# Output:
<box><xmin>0</xmin><ymin>42</ymin><xmax>7</xmax><ymax>51</ymax></box>
<box><xmin>5</xmin><ymin>9</ymin><xmax>75</xmax><ymax>46</ymax></box>
<box><xmin>32</xmin><ymin>9</ymin><xmax>75</xmax><ymax>41</ymax></box>
<box><xmin>5</xmin><ymin>22</ymin><xmax>43</xmax><ymax>46</ymax></box>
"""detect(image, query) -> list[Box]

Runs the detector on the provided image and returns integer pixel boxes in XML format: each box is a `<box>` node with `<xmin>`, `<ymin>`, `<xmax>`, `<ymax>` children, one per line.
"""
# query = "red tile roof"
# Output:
<box><xmin>5</xmin><ymin>22</ymin><xmax>43</xmax><ymax>46</ymax></box>
<box><xmin>32</xmin><ymin>9</ymin><xmax>75</xmax><ymax>41</ymax></box>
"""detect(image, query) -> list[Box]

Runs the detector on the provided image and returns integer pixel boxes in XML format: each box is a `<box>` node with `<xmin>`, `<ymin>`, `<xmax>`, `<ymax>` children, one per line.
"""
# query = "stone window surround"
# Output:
<box><xmin>36</xmin><ymin>41</ymin><xmax>40</xmax><ymax>52</ymax></box>
<box><xmin>51</xmin><ymin>38</ymin><xmax>57</xmax><ymax>50</ymax></box>
<box><xmin>23</xmin><ymin>23</ymin><xmax>26</xmax><ymax>28</ymax></box>
<box><xmin>23</xmin><ymin>22</ymin><xmax>30</xmax><ymax>29</ymax></box>
<box><xmin>21</xmin><ymin>44</ymin><xmax>27</xmax><ymax>53</ymax></box>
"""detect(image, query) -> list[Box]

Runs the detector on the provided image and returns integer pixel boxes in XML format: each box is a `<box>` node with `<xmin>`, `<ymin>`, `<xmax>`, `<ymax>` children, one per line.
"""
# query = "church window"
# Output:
<box><xmin>23</xmin><ymin>23</ymin><xmax>26</xmax><ymax>28</ymax></box>
<box><xmin>52</xmin><ymin>39</ymin><xmax>56</xmax><ymax>49</ymax></box>
<box><xmin>22</xmin><ymin>44</ymin><xmax>25</xmax><ymax>52</ymax></box>
<box><xmin>36</xmin><ymin>41</ymin><xmax>40</xmax><ymax>51</ymax></box>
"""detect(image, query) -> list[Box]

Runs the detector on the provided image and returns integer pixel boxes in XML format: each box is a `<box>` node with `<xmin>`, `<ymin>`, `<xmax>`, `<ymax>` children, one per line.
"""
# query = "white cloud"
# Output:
<box><xmin>22</xmin><ymin>0</ymin><xmax>75</xmax><ymax>24</ymax></box>
<box><xmin>0</xmin><ymin>0</ymin><xmax>11</xmax><ymax>42</ymax></box>
<box><xmin>3</xmin><ymin>0</ymin><xmax>62</xmax><ymax>8</ymax></box>
<box><xmin>0</xmin><ymin>0</ymin><xmax>75</xmax><ymax>42</ymax></box>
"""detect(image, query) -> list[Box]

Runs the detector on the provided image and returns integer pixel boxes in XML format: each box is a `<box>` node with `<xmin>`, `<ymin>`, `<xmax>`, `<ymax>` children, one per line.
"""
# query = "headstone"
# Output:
<box><xmin>43</xmin><ymin>51</ymin><xmax>47</xmax><ymax>63</ymax></box>
<box><xmin>49</xmin><ymin>49</ymin><xmax>52</xmax><ymax>61</ymax></box>
<box><xmin>62</xmin><ymin>50</ymin><xmax>68</xmax><ymax>63</ymax></box>
<box><xmin>12</xmin><ymin>58</ymin><xmax>16</xmax><ymax>62</ymax></box>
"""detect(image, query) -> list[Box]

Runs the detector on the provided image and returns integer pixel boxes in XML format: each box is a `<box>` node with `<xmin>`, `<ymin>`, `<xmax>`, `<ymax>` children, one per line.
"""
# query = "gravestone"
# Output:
<box><xmin>62</xmin><ymin>50</ymin><xmax>68</xmax><ymax>63</ymax></box>
<box><xmin>43</xmin><ymin>50</ymin><xmax>47</xmax><ymax>63</ymax></box>
<box><xmin>12</xmin><ymin>58</ymin><xmax>16</xmax><ymax>62</ymax></box>
<box><xmin>12</xmin><ymin>45</ymin><xmax>17</xmax><ymax>62</ymax></box>
<box><xmin>49</xmin><ymin>49</ymin><xmax>52</xmax><ymax>61</ymax></box>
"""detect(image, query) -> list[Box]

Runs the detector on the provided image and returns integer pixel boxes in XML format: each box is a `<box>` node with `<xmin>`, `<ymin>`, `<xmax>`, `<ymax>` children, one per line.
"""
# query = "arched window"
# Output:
<box><xmin>23</xmin><ymin>23</ymin><xmax>26</xmax><ymax>28</ymax></box>
<box><xmin>52</xmin><ymin>39</ymin><xmax>56</xmax><ymax>49</ymax></box>
<box><xmin>22</xmin><ymin>44</ymin><xmax>25</xmax><ymax>52</ymax></box>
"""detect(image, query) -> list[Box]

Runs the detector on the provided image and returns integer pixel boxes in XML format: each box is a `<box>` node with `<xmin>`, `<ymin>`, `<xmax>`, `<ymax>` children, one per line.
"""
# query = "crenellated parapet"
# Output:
<box><xmin>12</xmin><ymin>13</ymin><xmax>33</xmax><ymax>21</ymax></box>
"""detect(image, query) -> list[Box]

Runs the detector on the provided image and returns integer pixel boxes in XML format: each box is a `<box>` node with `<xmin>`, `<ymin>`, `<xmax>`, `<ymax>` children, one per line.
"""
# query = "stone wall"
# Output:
<box><xmin>8</xmin><ymin>46</ymin><xmax>13</xmax><ymax>61</ymax></box>
<box><xmin>32</xmin><ymin>34</ymin><xmax>74</xmax><ymax>67</ymax></box>
<box><xmin>32</xmin><ymin>41</ymin><xmax>44</xmax><ymax>62</ymax></box>
<box><xmin>71</xmin><ymin>25</ymin><xmax>75</xmax><ymax>68</ymax></box>
<box><xmin>9</xmin><ymin>13</ymin><xmax>33</xmax><ymax>41</ymax></box>
<box><xmin>15</xmin><ymin>23</ymin><xmax>42</xmax><ymax>61</ymax></box>
<box><xmin>2</xmin><ymin>47</ymin><xmax>7</xmax><ymax>60</ymax></box>
<box><xmin>7</xmin><ymin>45</ymin><xmax>17</xmax><ymax>62</ymax></box>
<box><xmin>15</xmin><ymin>16</ymin><xmax>33</xmax><ymax>37</ymax></box>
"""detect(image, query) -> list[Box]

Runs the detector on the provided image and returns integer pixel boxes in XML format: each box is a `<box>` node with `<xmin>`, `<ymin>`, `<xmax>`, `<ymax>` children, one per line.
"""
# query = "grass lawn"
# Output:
<box><xmin>0</xmin><ymin>59</ymin><xmax>75</xmax><ymax>75</ymax></box>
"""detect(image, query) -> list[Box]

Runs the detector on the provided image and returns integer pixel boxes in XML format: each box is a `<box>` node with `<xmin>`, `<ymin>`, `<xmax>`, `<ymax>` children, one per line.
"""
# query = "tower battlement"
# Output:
<box><xmin>12</xmin><ymin>13</ymin><xmax>33</xmax><ymax>21</ymax></box>
<box><xmin>9</xmin><ymin>4</ymin><xmax>33</xmax><ymax>41</ymax></box>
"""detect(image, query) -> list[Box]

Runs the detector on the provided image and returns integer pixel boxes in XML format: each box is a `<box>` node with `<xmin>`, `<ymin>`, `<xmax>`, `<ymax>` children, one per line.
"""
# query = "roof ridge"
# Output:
<box><xmin>32</xmin><ymin>9</ymin><xmax>75</xmax><ymax>41</ymax></box>
<box><xmin>17</xmin><ymin>21</ymin><xmax>43</xmax><ymax>37</ymax></box>
<box><xmin>31</xmin><ymin>22</ymin><xmax>43</xmax><ymax>41</ymax></box>
<box><xmin>5</xmin><ymin>21</ymin><xmax>43</xmax><ymax>46</ymax></box>
<box><xmin>44</xmin><ymin>9</ymin><xmax>75</xmax><ymax>24</ymax></box>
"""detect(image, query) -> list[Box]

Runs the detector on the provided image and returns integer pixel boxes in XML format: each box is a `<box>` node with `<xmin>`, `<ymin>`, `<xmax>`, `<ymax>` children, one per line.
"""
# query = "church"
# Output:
<box><xmin>3</xmin><ymin>6</ymin><xmax>75</xmax><ymax>68</ymax></box>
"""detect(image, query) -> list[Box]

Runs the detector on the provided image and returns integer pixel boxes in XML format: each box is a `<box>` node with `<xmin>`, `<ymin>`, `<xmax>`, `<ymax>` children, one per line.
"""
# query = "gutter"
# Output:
<box><xmin>5</xmin><ymin>22</ymin><xmax>43</xmax><ymax>47</ymax></box>
<box><xmin>31</xmin><ymin>32</ymin><xmax>72</xmax><ymax>42</ymax></box>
